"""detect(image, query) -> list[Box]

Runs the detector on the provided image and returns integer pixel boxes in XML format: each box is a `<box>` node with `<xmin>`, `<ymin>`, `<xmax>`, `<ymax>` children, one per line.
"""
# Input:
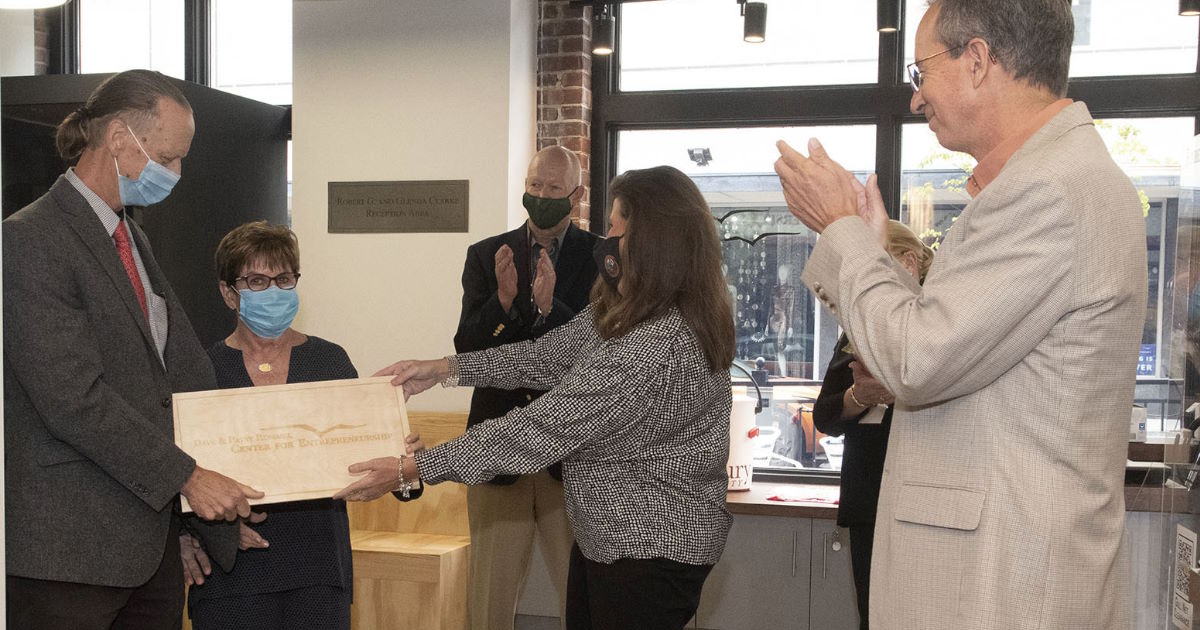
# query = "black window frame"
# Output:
<box><xmin>588</xmin><ymin>1</ymin><xmax>1200</xmax><ymax>483</ymax></box>
<box><xmin>45</xmin><ymin>0</ymin><xmax>290</xmax><ymax>138</ymax></box>
<box><xmin>587</xmin><ymin>1</ymin><xmax>1200</xmax><ymax>229</ymax></box>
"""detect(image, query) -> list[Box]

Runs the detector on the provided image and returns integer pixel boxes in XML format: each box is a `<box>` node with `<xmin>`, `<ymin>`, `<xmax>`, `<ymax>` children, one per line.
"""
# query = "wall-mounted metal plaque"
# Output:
<box><xmin>328</xmin><ymin>180</ymin><xmax>469</xmax><ymax>233</ymax></box>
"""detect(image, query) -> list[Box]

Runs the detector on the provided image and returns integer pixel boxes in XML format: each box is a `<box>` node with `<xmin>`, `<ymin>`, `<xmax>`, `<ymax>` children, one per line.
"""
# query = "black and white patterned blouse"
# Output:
<box><xmin>415</xmin><ymin>305</ymin><xmax>733</xmax><ymax>566</ymax></box>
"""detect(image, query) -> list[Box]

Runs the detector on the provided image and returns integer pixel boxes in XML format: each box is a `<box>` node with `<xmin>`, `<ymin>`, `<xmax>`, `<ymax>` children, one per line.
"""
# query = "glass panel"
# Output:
<box><xmin>1181</xmin><ymin>134</ymin><xmax>1200</xmax><ymax>433</ymax></box>
<box><xmin>903</xmin><ymin>0</ymin><xmax>1199</xmax><ymax>84</ymax></box>
<box><xmin>210</xmin><ymin>0</ymin><xmax>292</xmax><ymax>105</ymax></box>
<box><xmin>618</xmin><ymin>125</ymin><xmax>876</xmax><ymax>471</ymax></box>
<box><xmin>898</xmin><ymin>123</ymin><xmax>974</xmax><ymax>250</ymax></box>
<box><xmin>619</xmin><ymin>0</ymin><xmax>879</xmax><ymax>91</ymax></box>
<box><xmin>900</xmin><ymin>117</ymin><xmax>1194</xmax><ymax>431</ymax></box>
<box><xmin>80</xmin><ymin>0</ymin><xmax>184</xmax><ymax>79</ymax></box>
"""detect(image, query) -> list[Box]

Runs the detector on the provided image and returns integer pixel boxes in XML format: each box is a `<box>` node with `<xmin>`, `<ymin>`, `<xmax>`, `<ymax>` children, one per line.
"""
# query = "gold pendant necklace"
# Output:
<box><xmin>247</xmin><ymin>339</ymin><xmax>288</xmax><ymax>375</ymax></box>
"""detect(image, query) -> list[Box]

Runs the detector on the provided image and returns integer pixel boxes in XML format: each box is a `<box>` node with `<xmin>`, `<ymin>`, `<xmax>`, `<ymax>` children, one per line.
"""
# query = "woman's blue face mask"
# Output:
<box><xmin>237</xmin><ymin>286</ymin><xmax>299</xmax><ymax>339</ymax></box>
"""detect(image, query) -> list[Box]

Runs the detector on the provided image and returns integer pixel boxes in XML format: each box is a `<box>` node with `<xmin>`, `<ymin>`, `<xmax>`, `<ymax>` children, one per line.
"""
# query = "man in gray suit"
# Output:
<box><xmin>775</xmin><ymin>1</ymin><xmax>1145</xmax><ymax>628</ymax></box>
<box><xmin>5</xmin><ymin>70</ymin><xmax>262</xmax><ymax>629</ymax></box>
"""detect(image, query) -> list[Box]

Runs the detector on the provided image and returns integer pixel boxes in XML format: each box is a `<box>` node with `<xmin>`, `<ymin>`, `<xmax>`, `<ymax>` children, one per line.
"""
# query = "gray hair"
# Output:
<box><xmin>928</xmin><ymin>0</ymin><xmax>1073</xmax><ymax>96</ymax></box>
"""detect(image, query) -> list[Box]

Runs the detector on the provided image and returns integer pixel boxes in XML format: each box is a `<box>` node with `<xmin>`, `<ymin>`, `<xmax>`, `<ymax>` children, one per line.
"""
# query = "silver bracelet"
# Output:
<box><xmin>396</xmin><ymin>454</ymin><xmax>413</xmax><ymax>499</ymax></box>
<box><xmin>440</xmin><ymin>355</ymin><xmax>460</xmax><ymax>388</ymax></box>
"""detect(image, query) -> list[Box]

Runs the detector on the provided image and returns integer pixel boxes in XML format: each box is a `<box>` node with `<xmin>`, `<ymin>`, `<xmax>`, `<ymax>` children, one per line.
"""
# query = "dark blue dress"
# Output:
<box><xmin>188</xmin><ymin>336</ymin><xmax>356</xmax><ymax>630</ymax></box>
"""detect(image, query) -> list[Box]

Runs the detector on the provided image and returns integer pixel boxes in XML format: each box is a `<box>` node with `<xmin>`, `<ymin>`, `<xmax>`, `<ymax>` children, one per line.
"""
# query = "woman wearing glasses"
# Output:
<box><xmin>180</xmin><ymin>221</ymin><xmax>422</xmax><ymax>630</ymax></box>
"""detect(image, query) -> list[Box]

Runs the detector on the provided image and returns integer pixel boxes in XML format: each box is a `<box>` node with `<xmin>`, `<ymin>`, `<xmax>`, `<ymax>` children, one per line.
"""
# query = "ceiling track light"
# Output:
<box><xmin>877</xmin><ymin>0</ymin><xmax>901</xmax><ymax>33</ymax></box>
<box><xmin>592</xmin><ymin>3</ymin><xmax>616</xmax><ymax>56</ymax></box>
<box><xmin>741</xmin><ymin>1</ymin><xmax>767</xmax><ymax>44</ymax></box>
<box><xmin>1182</xmin><ymin>0</ymin><xmax>1200</xmax><ymax>16</ymax></box>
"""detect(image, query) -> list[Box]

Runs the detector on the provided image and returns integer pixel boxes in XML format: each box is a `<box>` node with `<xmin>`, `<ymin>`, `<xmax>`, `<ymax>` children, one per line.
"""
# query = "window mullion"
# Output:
<box><xmin>184</xmin><ymin>0</ymin><xmax>210</xmax><ymax>85</ymax></box>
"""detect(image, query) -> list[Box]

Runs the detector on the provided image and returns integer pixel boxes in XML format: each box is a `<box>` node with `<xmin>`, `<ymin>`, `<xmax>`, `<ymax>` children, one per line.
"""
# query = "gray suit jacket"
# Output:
<box><xmin>4</xmin><ymin>176</ymin><xmax>235</xmax><ymax>587</ymax></box>
<box><xmin>803</xmin><ymin>102</ymin><xmax>1145</xmax><ymax>629</ymax></box>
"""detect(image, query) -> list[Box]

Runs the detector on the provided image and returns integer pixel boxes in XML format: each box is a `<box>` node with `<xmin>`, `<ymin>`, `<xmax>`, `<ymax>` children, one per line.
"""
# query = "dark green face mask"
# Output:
<box><xmin>523</xmin><ymin>188</ymin><xmax>578</xmax><ymax>229</ymax></box>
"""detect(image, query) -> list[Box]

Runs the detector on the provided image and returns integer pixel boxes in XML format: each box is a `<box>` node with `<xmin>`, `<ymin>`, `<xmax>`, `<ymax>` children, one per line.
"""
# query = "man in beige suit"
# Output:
<box><xmin>774</xmin><ymin>1</ymin><xmax>1145</xmax><ymax>628</ymax></box>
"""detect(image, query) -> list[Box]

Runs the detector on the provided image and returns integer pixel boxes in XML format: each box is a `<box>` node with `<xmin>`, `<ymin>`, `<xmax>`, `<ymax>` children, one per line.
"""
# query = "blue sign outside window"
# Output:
<box><xmin>1138</xmin><ymin>344</ymin><xmax>1156</xmax><ymax>376</ymax></box>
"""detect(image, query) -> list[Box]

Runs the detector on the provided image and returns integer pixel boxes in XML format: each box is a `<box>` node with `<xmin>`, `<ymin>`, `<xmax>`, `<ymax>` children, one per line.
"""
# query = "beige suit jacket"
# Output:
<box><xmin>803</xmin><ymin>102</ymin><xmax>1146</xmax><ymax>629</ymax></box>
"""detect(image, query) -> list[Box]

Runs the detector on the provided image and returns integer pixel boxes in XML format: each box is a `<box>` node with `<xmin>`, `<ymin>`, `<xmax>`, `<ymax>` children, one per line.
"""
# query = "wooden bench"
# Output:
<box><xmin>181</xmin><ymin>411</ymin><xmax>471</xmax><ymax>630</ymax></box>
<box><xmin>348</xmin><ymin>411</ymin><xmax>470</xmax><ymax>630</ymax></box>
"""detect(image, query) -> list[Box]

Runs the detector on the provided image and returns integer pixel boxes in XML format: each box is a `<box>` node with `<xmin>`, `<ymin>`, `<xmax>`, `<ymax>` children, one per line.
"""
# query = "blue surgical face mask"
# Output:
<box><xmin>237</xmin><ymin>286</ymin><xmax>299</xmax><ymax>339</ymax></box>
<box><xmin>115</xmin><ymin>124</ymin><xmax>180</xmax><ymax>207</ymax></box>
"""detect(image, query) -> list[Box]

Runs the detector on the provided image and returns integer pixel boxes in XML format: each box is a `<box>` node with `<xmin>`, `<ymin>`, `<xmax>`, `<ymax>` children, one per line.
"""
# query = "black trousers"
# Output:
<box><xmin>848</xmin><ymin>523</ymin><xmax>875</xmax><ymax>630</ymax></box>
<box><xmin>7</xmin><ymin>518</ymin><xmax>184</xmax><ymax>630</ymax></box>
<box><xmin>189</xmin><ymin>584</ymin><xmax>351</xmax><ymax>630</ymax></box>
<box><xmin>565</xmin><ymin>543</ymin><xmax>713</xmax><ymax>630</ymax></box>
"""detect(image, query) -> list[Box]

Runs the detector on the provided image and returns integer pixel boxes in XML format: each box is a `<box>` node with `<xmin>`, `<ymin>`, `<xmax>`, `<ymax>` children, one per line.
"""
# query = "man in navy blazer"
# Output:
<box><xmin>454</xmin><ymin>146</ymin><xmax>599</xmax><ymax>630</ymax></box>
<box><xmin>4</xmin><ymin>70</ymin><xmax>261</xmax><ymax>630</ymax></box>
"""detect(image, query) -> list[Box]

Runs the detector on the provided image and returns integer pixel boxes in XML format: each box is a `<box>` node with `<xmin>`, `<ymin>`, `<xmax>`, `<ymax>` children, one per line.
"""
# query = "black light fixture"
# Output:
<box><xmin>741</xmin><ymin>2</ymin><xmax>767</xmax><ymax>43</ymax></box>
<box><xmin>877</xmin><ymin>0</ymin><xmax>901</xmax><ymax>33</ymax></box>
<box><xmin>1182</xmin><ymin>0</ymin><xmax>1200</xmax><ymax>16</ymax></box>
<box><xmin>593</xmin><ymin>4</ymin><xmax>616</xmax><ymax>56</ymax></box>
<box><xmin>688</xmin><ymin>148</ymin><xmax>713</xmax><ymax>167</ymax></box>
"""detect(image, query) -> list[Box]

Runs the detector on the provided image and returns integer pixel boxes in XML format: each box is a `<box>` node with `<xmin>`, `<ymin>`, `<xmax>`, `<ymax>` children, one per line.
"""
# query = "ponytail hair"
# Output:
<box><xmin>55</xmin><ymin>69</ymin><xmax>190</xmax><ymax>163</ymax></box>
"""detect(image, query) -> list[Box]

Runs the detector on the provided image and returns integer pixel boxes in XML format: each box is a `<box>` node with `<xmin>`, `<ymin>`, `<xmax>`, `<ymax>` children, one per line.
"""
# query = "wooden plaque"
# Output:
<box><xmin>173</xmin><ymin>376</ymin><xmax>411</xmax><ymax>511</ymax></box>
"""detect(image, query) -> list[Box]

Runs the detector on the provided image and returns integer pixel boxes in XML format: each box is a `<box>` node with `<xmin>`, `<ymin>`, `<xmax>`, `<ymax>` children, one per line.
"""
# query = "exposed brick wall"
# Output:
<box><xmin>537</xmin><ymin>0</ymin><xmax>593</xmax><ymax>228</ymax></box>
<box><xmin>33</xmin><ymin>9</ymin><xmax>49</xmax><ymax>74</ymax></box>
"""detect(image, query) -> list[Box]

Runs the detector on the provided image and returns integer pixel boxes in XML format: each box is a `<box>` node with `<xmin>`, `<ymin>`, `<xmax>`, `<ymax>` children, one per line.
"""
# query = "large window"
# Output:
<box><xmin>620</xmin><ymin>0</ymin><xmax>879</xmax><ymax>90</ymax></box>
<box><xmin>902</xmin><ymin>0</ymin><xmax>1199</xmax><ymax>82</ymax></box>
<box><xmin>899</xmin><ymin>117</ymin><xmax>1196</xmax><ymax>431</ymax></box>
<box><xmin>596</xmin><ymin>1</ymin><xmax>1200</xmax><ymax>474</ymax></box>
<box><xmin>75</xmin><ymin>0</ymin><xmax>291</xmax><ymax>106</ymax></box>
<box><xmin>618</xmin><ymin>124</ymin><xmax>878</xmax><ymax>471</ymax></box>
<box><xmin>209</xmin><ymin>0</ymin><xmax>292</xmax><ymax>105</ymax></box>
<box><xmin>618</xmin><ymin>125</ymin><xmax>875</xmax><ymax>383</ymax></box>
<box><xmin>79</xmin><ymin>0</ymin><xmax>184</xmax><ymax>78</ymax></box>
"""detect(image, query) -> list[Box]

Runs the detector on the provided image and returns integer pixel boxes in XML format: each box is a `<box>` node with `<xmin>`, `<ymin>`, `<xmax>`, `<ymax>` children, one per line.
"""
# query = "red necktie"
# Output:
<box><xmin>113</xmin><ymin>220</ymin><xmax>149</xmax><ymax>321</ymax></box>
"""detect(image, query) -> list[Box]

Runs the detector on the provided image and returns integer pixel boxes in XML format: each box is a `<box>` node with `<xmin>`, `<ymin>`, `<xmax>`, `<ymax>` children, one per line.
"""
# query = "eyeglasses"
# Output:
<box><xmin>906</xmin><ymin>44</ymin><xmax>967</xmax><ymax>92</ymax></box>
<box><xmin>234</xmin><ymin>272</ymin><xmax>301</xmax><ymax>291</ymax></box>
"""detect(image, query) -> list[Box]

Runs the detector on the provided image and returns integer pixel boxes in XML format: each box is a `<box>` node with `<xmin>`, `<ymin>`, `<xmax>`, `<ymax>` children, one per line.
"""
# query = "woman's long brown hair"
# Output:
<box><xmin>591</xmin><ymin>166</ymin><xmax>735</xmax><ymax>373</ymax></box>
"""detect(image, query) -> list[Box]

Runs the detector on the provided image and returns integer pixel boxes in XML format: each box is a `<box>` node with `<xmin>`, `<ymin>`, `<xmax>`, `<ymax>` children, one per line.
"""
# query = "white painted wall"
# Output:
<box><xmin>292</xmin><ymin>0</ymin><xmax>537</xmax><ymax>411</ymax></box>
<box><xmin>0</xmin><ymin>6</ymin><xmax>27</xmax><ymax>612</ymax></box>
<box><xmin>0</xmin><ymin>9</ymin><xmax>34</xmax><ymax>77</ymax></box>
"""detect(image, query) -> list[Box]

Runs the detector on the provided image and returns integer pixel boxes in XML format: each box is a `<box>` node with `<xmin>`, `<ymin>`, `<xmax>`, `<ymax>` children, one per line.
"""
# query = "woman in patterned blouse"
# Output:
<box><xmin>338</xmin><ymin>165</ymin><xmax>736</xmax><ymax>630</ymax></box>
